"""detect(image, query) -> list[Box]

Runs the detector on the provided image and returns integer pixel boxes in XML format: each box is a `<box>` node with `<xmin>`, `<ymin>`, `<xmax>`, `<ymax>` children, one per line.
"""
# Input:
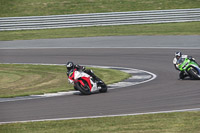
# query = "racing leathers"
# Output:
<box><xmin>173</xmin><ymin>55</ymin><xmax>199</xmax><ymax>79</ymax></box>
<box><xmin>67</xmin><ymin>64</ymin><xmax>102</xmax><ymax>87</ymax></box>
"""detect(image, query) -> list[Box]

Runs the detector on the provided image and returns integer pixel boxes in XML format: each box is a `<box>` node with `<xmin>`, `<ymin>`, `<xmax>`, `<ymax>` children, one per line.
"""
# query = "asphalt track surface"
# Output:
<box><xmin>0</xmin><ymin>36</ymin><xmax>200</xmax><ymax>123</ymax></box>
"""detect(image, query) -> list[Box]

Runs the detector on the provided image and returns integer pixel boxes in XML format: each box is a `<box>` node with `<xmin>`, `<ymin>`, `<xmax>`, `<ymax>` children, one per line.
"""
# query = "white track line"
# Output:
<box><xmin>0</xmin><ymin>108</ymin><xmax>200</xmax><ymax>125</ymax></box>
<box><xmin>0</xmin><ymin>64</ymin><xmax>199</xmax><ymax>124</ymax></box>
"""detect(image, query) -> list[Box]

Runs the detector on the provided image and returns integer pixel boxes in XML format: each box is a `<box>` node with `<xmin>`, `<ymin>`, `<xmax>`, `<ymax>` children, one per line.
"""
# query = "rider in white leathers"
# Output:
<box><xmin>173</xmin><ymin>52</ymin><xmax>199</xmax><ymax>79</ymax></box>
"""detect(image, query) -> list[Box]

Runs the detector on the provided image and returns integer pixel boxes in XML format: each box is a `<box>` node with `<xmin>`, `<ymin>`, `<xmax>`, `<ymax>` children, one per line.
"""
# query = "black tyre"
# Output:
<box><xmin>188</xmin><ymin>67</ymin><xmax>200</xmax><ymax>80</ymax></box>
<box><xmin>74</xmin><ymin>86</ymin><xmax>78</xmax><ymax>90</ymax></box>
<box><xmin>75</xmin><ymin>80</ymin><xmax>91</xmax><ymax>95</ymax></box>
<box><xmin>99</xmin><ymin>82</ymin><xmax>107</xmax><ymax>93</ymax></box>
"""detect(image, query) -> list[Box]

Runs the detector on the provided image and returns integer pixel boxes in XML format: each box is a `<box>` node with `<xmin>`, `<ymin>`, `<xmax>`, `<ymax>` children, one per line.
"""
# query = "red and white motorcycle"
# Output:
<box><xmin>68</xmin><ymin>68</ymin><xmax>107</xmax><ymax>95</ymax></box>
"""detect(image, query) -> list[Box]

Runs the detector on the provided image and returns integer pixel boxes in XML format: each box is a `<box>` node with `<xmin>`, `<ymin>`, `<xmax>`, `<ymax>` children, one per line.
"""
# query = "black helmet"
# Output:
<box><xmin>175</xmin><ymin>52</ymin><xmax>182</xmax><ymax>59</ymax></box>
<box><xmin>66</xmin><ymin>61</ymin><xmax>74</xmax><ymax>71</ymax></box>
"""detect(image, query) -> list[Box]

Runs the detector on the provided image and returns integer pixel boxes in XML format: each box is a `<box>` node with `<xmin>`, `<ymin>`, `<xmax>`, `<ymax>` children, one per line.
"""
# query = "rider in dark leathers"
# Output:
<box><xmin>66</xmin><ymin>62</ymin><xmax>103</xmax><ymax>89</ymax></box>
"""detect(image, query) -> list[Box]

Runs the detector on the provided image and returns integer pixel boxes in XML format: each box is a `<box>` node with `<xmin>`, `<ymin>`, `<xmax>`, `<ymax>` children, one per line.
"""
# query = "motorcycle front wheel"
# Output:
<box><xmin>75</xmin><ymin>80</ymin><xmax>91</xmax><ymax>95</ymax></box>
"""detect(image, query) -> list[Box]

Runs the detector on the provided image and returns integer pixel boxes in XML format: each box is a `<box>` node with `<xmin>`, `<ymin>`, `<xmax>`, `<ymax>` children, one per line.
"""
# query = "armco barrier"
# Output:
<box><xmin>0</xmin><ymin>8</ymin><xmax>200</xmax><ymax>31</ymax></box>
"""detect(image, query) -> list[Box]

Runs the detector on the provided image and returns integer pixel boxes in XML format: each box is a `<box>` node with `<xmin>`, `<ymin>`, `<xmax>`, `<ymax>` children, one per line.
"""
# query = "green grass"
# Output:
<box><xmin>0</xmin><ymin>22</ymin><xmax>200</xmax><ymax>41</ymax></box>
<box><xmin>1</xmin><ymin>0</ymin><xmax>200</xmax><ymax>17</ymax></box>
<box><xmin>1</xmin><ymin>111</ymin><xmax>200</xmax><ymax>133</ymax></box>
<box><xmin>1</xmin><ymin>0</ymin><xmax>200</xmax><ymax>131</ymax></box>
<box><xmin>0</xmin><ymin>0</ymin><xmax>199</xmax><ymax>41</ymax></box>
<box><xmin>0</xmin><ymin>64</ymin><xmax>130</xmax><ymax>98</ymax></box>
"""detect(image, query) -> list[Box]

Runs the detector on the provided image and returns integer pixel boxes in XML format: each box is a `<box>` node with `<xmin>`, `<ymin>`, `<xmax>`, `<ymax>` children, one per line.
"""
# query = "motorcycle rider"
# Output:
<box><xmin>66</xmin><ymin>61</ymin><xmax>103</xmax><ymax>85</ymax></box>
<box><xmin>173</xmin><ymin>52</ymin><xmax>199</xmax><ymax>79</ymax></box>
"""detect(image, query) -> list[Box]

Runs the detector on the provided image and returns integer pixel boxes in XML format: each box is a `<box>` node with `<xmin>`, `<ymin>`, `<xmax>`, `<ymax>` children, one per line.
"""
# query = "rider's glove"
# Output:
<box><xmin>175</xmin><ymin>64</ymin><xmax>180</xmax><ymax>71</ymax></box>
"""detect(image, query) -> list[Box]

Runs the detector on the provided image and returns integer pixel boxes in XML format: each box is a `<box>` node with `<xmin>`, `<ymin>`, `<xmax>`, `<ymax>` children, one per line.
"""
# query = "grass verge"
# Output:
<box><xmin>0</xmin><ymin>22</ymin><xmax>200</xmax><ymax>41</ymax></box>
<box><xmin>0</xmin><ymin>111</ymin><xmax>200</xmax><ymax>133</ymax></box>
<box><xmin>1</xmin><ymin>0</ymin><xmax>199</xmax><ymax>17</ymax></box>
<box><xmin>0</xmin><ymin>64</ymin><xmax>131</xmax><ymax>98</ymax></box>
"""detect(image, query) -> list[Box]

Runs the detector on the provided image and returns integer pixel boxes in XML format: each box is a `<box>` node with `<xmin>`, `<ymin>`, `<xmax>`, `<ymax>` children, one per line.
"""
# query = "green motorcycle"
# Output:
<box><xmin>177</xmin><ymin>57</ymin><xmax>200</xmax><ymax>80</ymax></box>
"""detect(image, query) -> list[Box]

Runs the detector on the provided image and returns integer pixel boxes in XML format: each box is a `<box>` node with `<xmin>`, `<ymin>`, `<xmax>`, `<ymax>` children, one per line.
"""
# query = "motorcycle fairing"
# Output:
<box><xmin>69</xmin><ymin>69</ymin><xmax>99</xmax><ymax>93</ymax></box>
<box><xmin>79</xmin><ymin>76</ymin><xmax>92</xmax><ymax>90</ymax></box>
<box><xmin>189</xmin><ymin>64</ymin><xmax>200</xmax><ymax>74</ymax></box>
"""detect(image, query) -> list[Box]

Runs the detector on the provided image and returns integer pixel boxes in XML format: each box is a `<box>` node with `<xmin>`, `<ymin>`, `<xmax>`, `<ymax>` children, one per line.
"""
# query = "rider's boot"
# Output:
<box><xmin>179</xmin><ymin>71</ymin><xmax>188</xmax><ymax>80</ymax></box>
<box><xmin>85</xmin><ymin>69</ymin><xmax>103</xmax><ymax>84</ymax></box>
<box><xmin>90</xmin><ymin>74</ymin><xmax>103</xmax><ymax>85</ymax></box>
<box><xmin>92</xmin><ymin>75</ymin><xmax>103</xmax><ymax>84</ymax></box>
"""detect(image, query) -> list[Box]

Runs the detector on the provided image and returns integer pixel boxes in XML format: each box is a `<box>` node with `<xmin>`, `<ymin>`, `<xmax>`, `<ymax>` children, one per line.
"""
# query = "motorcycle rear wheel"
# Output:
<box><xmin>98</xmin><ymin>82</ymin><xmax>107</xmax><ymax>93</ymax></box>
<box><xmin>188</xmin><ymin>67</ymin><xmax>200</xmax><ymax>80</ymax></box>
